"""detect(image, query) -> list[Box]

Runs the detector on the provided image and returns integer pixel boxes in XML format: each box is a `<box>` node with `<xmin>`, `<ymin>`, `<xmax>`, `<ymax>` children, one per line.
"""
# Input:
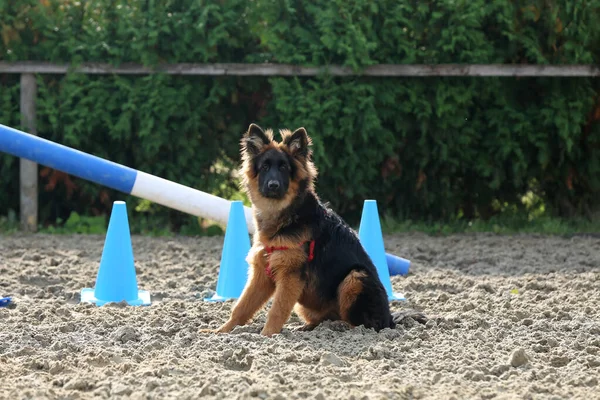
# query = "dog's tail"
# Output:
<box><xmin>391</xmin><ymin>309</ymin><xmax>429</xmax><ymax>326</ymax></box>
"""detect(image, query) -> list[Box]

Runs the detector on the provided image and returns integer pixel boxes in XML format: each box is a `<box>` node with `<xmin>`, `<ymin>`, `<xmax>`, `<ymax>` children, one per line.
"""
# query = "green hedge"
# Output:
<box><xmin>1</xmin><ymin>0</ymin><xmax>600</xmax><ymax>232</ymax></box>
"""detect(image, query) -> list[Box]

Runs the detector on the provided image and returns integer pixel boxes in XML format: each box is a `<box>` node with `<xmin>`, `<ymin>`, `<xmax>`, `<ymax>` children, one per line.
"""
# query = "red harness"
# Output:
<box><xmin>263</xmin><ymin>240</ymin><xmax>315</xmax><ymax>280</ymax></box>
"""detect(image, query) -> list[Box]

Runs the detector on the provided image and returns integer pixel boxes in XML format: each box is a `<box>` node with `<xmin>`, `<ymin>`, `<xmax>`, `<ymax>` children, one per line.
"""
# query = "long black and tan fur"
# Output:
<box><xmin>202</xmin><ymin>123</ymin><xmax>426</xmax><ymax>337</ymax></box>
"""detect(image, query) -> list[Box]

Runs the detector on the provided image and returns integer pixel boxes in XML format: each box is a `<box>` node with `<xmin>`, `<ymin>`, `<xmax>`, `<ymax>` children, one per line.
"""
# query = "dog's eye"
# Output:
<box><xmin>279</xmin><ymin>164</ymin><xmax>288</xmax><ymax>171</ymax></box>
<box><xmin>261</xmin><ymin>163</ymin><xmax>269</xmax><ymax>171</ymax></box>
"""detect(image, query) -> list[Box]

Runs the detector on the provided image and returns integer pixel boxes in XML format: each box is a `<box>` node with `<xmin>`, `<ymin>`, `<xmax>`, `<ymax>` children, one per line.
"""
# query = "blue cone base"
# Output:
<box><xmin>80</xmin><ymin>287</ymin><xmax>151</xmax><ymax>306</ymax></box>
<box><xmin>389</xmin><ymin>292</ymin><xmax>406</xmax><ymax>302</ymax></box>
<box><xmin>203</xmin><ymin>293</ymin><xmax>236</xmax><ymax>302</ymax></box>
<box><xmin>0</xmin><ymin>297</ymin><xmax>12</xmax><ymax>307</ymax></box>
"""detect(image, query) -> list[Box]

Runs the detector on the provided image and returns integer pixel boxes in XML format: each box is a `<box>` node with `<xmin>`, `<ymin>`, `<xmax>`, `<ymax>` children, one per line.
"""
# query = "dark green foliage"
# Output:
<box><xmin>253</xmin><ymin>0</ymin><xmax>600</xmax><ymax>222</ymax></box>
<box><xmin>1</xmin><ymin>0</ymin><xmax>599</xmax><ymax>231</ymax></box>
<box><xmin>0</xmin><ymin>0</ymin><xmax>265</xmax><ymax>232</ymax></box>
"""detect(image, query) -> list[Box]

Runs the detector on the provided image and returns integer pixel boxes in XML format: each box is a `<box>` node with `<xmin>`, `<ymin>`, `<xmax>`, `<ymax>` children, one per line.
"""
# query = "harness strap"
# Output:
<box><xmin>264</xmin><ymin>240</ymin><xmax>315</xmax><ymax>280</ymax></box>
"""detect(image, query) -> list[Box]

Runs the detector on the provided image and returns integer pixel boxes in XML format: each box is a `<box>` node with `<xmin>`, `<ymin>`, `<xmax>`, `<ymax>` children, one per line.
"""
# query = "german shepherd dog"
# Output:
<box><xmin>204</xmin><ymin>124</ymin><xmax>426</xmax><ymax>337</ymax></box>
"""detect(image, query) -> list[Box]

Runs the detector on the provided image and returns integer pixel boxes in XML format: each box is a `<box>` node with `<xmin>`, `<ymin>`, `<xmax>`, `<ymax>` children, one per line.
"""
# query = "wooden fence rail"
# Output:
<box><xmin>1</xmin><ymin>62</ymin><xmax>599</xmax><ymax>231</ymax></box>
<box><xmin>2</xmin><ymin>62</ymin><xmax>600</xmax><ymax>76</ymax></box>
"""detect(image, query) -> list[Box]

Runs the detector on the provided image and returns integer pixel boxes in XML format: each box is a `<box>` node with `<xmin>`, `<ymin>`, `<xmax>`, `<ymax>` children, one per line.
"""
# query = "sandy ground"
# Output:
<box><xmin>0</xmin><ymin>232</ymin><xmax>599</xmax><ymax>400</ymax></box>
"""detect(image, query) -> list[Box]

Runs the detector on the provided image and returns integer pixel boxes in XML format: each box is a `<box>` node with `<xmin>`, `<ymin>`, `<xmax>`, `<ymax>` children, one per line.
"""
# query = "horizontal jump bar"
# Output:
<box><xmin>0</xmin><ymin>123</ymin><xmax>255</xmax><ymax>230</ymax></box>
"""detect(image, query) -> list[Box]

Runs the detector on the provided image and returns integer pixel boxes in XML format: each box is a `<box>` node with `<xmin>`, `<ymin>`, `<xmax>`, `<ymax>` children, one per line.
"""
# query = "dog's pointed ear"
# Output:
<box><xmin>242</xmin><ymin>123</ymin><xmax>270</xmax><ymax>156</ymax></box>
<box><xmin>285</xmin><ymin>127</ymin><xmax>311</xmax><ymax>158</ymax></box>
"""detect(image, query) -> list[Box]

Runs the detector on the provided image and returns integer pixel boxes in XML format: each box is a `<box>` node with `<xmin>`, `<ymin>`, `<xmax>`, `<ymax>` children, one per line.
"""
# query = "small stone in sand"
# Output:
<box><xmin>510</xmin><ymin>348</ymin><xmax>529</xmax><ymax>367</ymax></box>
<box><xmin>110</xmin><ymin>326</ymin><xmax>141</xmax><ymax>343</ymax></box>
<box><xmin>112</xmin><ymin>383</ymin><xmax>132</xmax><ymax>396</ymax></box>
<box><xmin>321</xmin><ymin>352</ymin><xmax>345</xmax><ymax>367</ymax></box>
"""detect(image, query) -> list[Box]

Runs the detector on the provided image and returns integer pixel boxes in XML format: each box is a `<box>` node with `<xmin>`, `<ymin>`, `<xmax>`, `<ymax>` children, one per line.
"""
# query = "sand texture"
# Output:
<box><xmin>1</xmin><ymin>232</ymin><xmax>599</xmax><ymax>399</ymax></box>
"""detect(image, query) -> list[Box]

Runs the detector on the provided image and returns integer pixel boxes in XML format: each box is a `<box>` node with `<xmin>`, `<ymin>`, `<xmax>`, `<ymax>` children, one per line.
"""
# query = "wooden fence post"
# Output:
<box><xmin>19</xmin><ymin>73</ymin><xmax>38</xmax><ymax>232</ymax></box>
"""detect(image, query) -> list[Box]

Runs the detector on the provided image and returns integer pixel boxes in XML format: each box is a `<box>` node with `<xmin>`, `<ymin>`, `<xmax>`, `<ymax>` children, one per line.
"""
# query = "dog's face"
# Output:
<box><xmin>240</xmin><ymin>123</ymin><xmax>317</xmax><ymax>211</ymax></box>
<box><xmin>254</xmin><ymin>148</ymin><xmax>292</xmax><ymax>199</ymax></box>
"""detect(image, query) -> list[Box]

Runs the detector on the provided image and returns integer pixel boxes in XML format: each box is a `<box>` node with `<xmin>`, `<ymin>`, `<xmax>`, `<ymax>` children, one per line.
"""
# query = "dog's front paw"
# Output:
<box><xmin>260</xmin><ymin>327</ymin><xmax>282</xmax><ymax>337</ymax></box>
<box><xmin>200</xmin><ymin>320</ymin><xmax>237</xmax><ymax>334</ymax></box>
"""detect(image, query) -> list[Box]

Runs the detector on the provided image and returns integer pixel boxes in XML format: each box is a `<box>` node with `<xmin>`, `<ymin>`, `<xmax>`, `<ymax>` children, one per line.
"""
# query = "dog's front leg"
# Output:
<box><xmin>261</xmin><ymin>273</ymin><xmax>304</xmax><ymax>337</ymax></box>
<box><xmin>203</xmin><ymin>249</ymin><xmax>275</xmax><ymax>334</ymax></box>
<box><xmin>215</xmin><ymin>270</ymin><xmax>275</xmax><ymax>333</ymax></box>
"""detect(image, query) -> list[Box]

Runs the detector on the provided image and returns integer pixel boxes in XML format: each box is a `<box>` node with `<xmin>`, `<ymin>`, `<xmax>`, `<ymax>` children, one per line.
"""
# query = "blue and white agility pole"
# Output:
<box><xmin>0</xmin><ymin>123</ymin><xmax>255</xmax><ymax>230</ymax></box>
<box><xmin>0</xmin><ymin>123</ymin><xmax>410</xmax><ymax>275</ymax></box>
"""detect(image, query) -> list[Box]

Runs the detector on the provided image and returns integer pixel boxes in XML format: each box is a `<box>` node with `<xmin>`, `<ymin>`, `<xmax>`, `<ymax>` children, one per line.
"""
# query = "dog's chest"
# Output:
<box><xmin>265</xmin><ymin>248</ymin><xmax>307</xmax><ymax>272</ymax></box>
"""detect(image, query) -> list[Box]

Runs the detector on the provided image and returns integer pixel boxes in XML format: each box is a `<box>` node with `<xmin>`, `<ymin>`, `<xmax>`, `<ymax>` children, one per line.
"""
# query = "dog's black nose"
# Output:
<box><xmin>268</xmin><ymin>180</ymin><xmax>280</xmax><ymax>190</ymax></box>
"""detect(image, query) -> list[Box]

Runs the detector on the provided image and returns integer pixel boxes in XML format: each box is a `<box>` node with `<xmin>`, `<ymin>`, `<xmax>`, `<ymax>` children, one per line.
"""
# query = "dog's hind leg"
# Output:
<box><xmin>338</xmin><ymin>269</ymin><xmax>398</xmax><ymax>332</ymax></box>
<box><xmin>337</xmin><ymin>270</ymin><xmax>368</xmax><ymax>328</ymax></box>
